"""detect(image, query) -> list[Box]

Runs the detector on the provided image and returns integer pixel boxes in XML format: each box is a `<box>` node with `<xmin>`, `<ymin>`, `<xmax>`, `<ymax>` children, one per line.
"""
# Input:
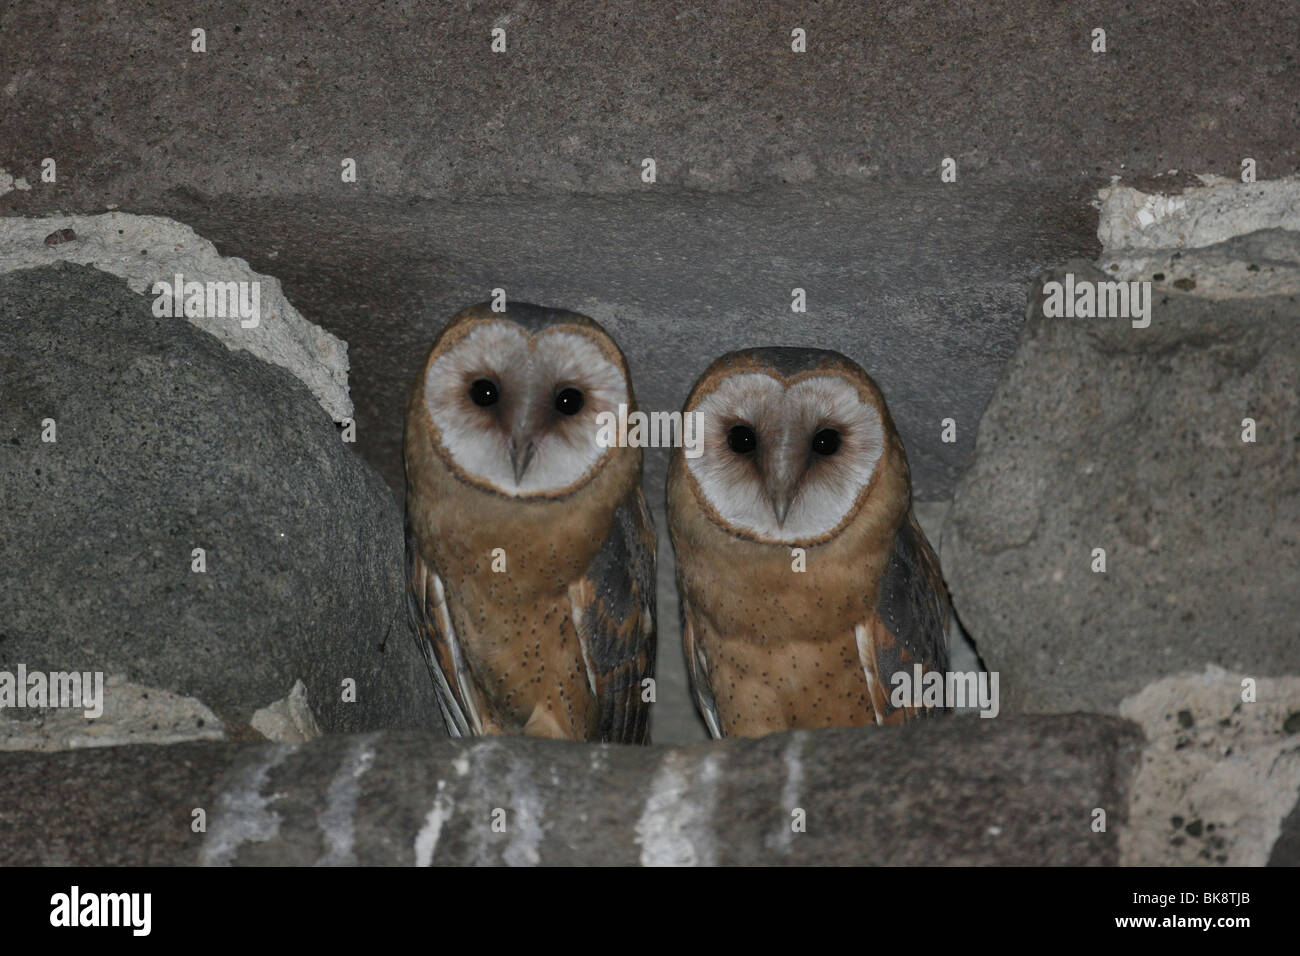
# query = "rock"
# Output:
<box><xmin>1118</xmin><ymin>667</ymin><xmax>1300</xmax><ymax>866</ymax></box>
<box><xmin>1270</xmin><ymin>795</ymin><xmax>1300</xmax><ymax>866</ymax></box>
<box><xmin>0</xmin><ymin>716</ymin><xmax>1143</xmax><ymax>866</ymax></box>
<box><xmin>943</xmin><ymin>246</ymin><xmax>1300</xmax><ymax>714</ymax></box>
<box><xmin>250</xmin><ymin>680</ymin><xmax>322</xmax><ymax>744</ymax></box>
<box><xmin>0</xmin><ymin>263</ymin><xmax>442</xmax><ymax>743</ymax></box>
<box><xmin>0</xmin><ymin>213</ymin><xmax>352</xmax><ymax>421</ymax></box>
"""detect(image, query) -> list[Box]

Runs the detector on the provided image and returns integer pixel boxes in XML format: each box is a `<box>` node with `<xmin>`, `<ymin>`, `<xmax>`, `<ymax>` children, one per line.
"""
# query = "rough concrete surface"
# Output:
<box><xmin>1118</xmin><ymin>667</ymin><xmax>1300</xmax><ymax>867</ymax></box>
<box><xmin>943</xmin><ymin>252</ymin><xmax>1300</xmax><ymax>713</ymax></box>
<box><xmin>1</xmin><ymin>2</ymin><xmax>1295</xmax><ymax>201</ymax></box>
<box><xmin>0</xmin><ymin>263</ymin><xmax>442</xmax><ymax>739</ymax></box>
<box><xmin>0</xmin><ymin>716</ymin><xmax>1143</xmax><ymax>866</ymax></box>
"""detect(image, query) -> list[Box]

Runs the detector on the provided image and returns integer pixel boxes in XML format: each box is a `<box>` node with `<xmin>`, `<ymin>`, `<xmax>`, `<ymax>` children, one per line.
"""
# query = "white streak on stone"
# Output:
<box><xmin>636</xmin><ymin>750</ymin><xmax>723</xmax><ymax>866</ymax></box>
<box><xmin>769</xmin><ymin>732</ymin><xmax>806</xmax><ymax>852</ymax></box>
<box><xmin>466</xmin><ymin>740</ymin><xmax>498</xmax><ymax>866</ymax></box>
<box><xmin>414</xmin><ymin>780</ymin><xmax>454</xmax><ymax>868</ymax></box>
<box><xmin>315</xmin><ymin>734</ymin><xmax>377</xmax><ymax>866</ymax></box>
<box><xmin>200</xmin><ymin>743</ymin><xmax>296</xmax><ymax>866</ymax></box>
<box><xmin>503</xmin><ymin>756</ymin><xmax>545</xmax><ymax>867</ymax></box>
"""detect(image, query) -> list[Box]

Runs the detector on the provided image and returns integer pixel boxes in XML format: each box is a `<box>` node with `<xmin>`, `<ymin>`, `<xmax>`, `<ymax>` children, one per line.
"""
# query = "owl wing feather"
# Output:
<box><xmin>863</xmin><ymin>508</ymin><xmax>952</xmax><ymax>721</ymax></box>
<box><xmin>680</xmin><ymin>601</ymin><xmax>724</xmax><ymax>739</ymax></box>
<box><xmin>405</xmin><ymin>516</ymin><xmax>483</xmax><ymax>738</ymax></box>
<box><xmin>567</xmin><ymin>487</ymin><xmax>657</xmax><ymax>744</ymax></box>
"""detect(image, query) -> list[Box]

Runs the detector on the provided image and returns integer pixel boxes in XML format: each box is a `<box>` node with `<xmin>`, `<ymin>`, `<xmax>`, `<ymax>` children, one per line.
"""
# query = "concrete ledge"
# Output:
<box><xmin>1</xmin><ymin>1</ymin><xmax>1296</xmax><ymax>201</ymax></box>
<box><xmin>0</xmin><ymin>716</ymin><xmax>1142</xmax><ymax>866</ymax></box>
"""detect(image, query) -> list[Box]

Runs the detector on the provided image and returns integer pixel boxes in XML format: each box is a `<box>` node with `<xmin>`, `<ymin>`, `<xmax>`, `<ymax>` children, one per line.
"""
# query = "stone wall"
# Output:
<box><xmin>1</xmin><ymin>2</ymin><xmax>1297</xmax><ymax>865</ymax></box>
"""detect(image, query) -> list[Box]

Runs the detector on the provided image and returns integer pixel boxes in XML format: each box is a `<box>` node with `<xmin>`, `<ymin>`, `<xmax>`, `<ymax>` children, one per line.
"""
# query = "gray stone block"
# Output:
<box><xmin>943</xmin><ymin>245</ymin><xmax>1300</xmax><ymax>713</ymax></box>
<box><xmin>1</xmin><ymin>1</ymin><xmax>1295</xmax><ymax>201</ymax></box>
<box><xmin>0</xmin><ymin>263</ymin><xmax>442</xmax><ymax>740</ymax></box>
<box><xmin>0</xmin><ymin>716</ymin><xmax>1143</xmax><ymax>866</ymax></box>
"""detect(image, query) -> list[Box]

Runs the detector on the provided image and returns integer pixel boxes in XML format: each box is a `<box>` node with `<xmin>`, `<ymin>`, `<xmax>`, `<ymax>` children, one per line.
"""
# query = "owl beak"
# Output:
<box><xmin>509</xmin><ymin>433</ymin><xmax>536</xmax><ymax>485</ymax></box>
<box><xmin>764</xmin><ymin>440</ymin><xmax>800</xmax><ymax>527</ymax></box>
<box><xmin>769</xmin><ymin>490</ymin><xmax>794</xmax><ymax>527</ymax></box>
<box><xmin>765</xmin><ymin>470</ymin><xmax>798</xmax><ymax>527</ymax></box>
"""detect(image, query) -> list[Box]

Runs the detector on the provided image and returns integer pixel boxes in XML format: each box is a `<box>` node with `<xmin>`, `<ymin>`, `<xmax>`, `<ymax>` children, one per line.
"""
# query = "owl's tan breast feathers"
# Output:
<box><xmin>408</xmin><ymin>388</ymin><xmax>643</xmax><ymax>737</ymax></box>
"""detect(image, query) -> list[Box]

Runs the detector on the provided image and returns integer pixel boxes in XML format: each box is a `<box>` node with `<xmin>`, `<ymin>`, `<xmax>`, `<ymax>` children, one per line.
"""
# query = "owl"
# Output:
<box><xmin>666</xmin><ymin>347</ymin><xmax>950</xmax><ymax>738</ymax></box>
<box><xmin>404</xmin><ymin>302</ymin><xmax>655</xmax><ymax>743</ymax></box>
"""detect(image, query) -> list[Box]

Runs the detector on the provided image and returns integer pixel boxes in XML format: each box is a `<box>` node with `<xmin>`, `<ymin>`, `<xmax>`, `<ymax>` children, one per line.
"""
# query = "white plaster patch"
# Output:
<box><xmin>200</xmin><ymin>743</ymin><xmax>297</xmax><ymax>866</ymax></box>
<box><xmin>635</xmin><ymin>750</ymin><xmax>723</xmax><ymax>866</ymax></box>
<box><xmin>465</xmin><ymin>740</ymin><xmax>500</xmax><ymax>865</ymax></box>
<box><xmin>1098</xmin><ymin>227</ymin><xmax>1300</xmax><ymax>299</ymax></box>
<box><xmin>1097</xmin><ymin>174</ymin><xmax>1300</xmax><ymax>254</ymax></box>
<box><xmin>414</xmin><ymin>780</ymin><xmax>455</xmax><ymax>867</ymax></box>
<box><xmin>0</xmin><ymin>674</ymin><xmax>224</xmax><ymax>751</ymax></box>
<box><xmin>766</xmin><ymin>731</ymin><xmax>806</xmax><ymax>852</ymax></box>
<box><xmin>1119</xmin><ymin>665</ymin><xmax>1300</xmax><ymax>866</ymax></box>
<box><xmin>315</xmin><ymin>734</ymin><xmax>378</xmax><ymax>866</ymax></box>
<box><xmin>0</xmin><ymin>212</ymin><xmax>351</xmax><ymax>420</ymax></box>
<box><xmin>502</xmin><ymin>755</ymin><xmax>545</xmax><ymax>867</ymax></box>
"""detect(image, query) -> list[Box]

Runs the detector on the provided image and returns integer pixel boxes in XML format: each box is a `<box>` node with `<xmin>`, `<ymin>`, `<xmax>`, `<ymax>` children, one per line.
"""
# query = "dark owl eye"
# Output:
<box><xmin>554</xmin><ymin>386</ymin><xmax>584</xmax><ymax>415</ymax></box>
<box><xmin>727</xmin><ymin>424</ymin><xmax>757</xmax><ymax>455</ymax></box>
<box><xmin>812</xmin><ymin>428</ymin><xmax>841</xmax><ymax>456</ymax></box>
<box><xmin>468</xmin><ymin>378</ymin><xmax>499</xmax><ymax>407</ymax></box>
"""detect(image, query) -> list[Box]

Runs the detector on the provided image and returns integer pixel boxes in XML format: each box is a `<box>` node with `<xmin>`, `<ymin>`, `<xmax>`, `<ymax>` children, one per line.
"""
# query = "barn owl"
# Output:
<box><xmin>404</xmin><ymin>302</ymin><xmax>655</xmax><ymax>743</ymax></box>
<box><xmin>666</xmin><ymin>347</ymin><xmax>950</xmax><ymax>738</ymax></box>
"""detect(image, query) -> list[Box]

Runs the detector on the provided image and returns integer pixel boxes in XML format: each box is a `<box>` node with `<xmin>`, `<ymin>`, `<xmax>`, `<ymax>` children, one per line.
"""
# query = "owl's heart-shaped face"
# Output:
<box><xmin>423</xmin><ymin>318</ymin><xmax>630</xmax><ymax>498</ymax></box>
<box><xmin>684</xmin><ymin>362</ymin><xmax>887</xmax><ymax>544</ymax></box>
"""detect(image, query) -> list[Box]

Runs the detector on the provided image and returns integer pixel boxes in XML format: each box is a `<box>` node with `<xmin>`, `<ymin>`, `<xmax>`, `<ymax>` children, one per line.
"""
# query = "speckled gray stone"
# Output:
<box><xmin>1</xmin><ymin>1</ymin><xmax>1295</xmax><ymax>199</ymax></box>
<box><xmin>0</xmin><ymin>263</ymin><xmax>442</xmax><ymax>737</ymax></box>
<box><xmin>943</xmin><ymin>250</ymin><xmax>1300</xmax><ymax>713</ymax></box>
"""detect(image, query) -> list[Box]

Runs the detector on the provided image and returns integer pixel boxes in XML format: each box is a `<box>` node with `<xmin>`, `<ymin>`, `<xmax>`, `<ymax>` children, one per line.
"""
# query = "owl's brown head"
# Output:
<box><xmin>675</xmin><ymin>347</ymin><xmax>908</xmax><ymax>545</ymax></box>
<box><xmin>413</xmin><ymin>303</ymin><xmax>637</xmax><ymax>499</ymax></box>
